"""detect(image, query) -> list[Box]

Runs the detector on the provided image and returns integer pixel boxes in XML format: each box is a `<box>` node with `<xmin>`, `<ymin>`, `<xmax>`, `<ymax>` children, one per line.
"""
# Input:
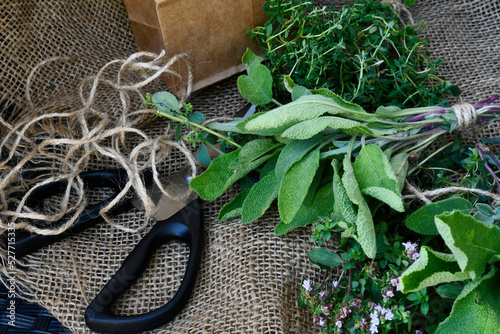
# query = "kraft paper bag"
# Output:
<box><xmin>124</xmin><ymin>0</ymin><xmax>268</xmax><ymax>97</ymax></box>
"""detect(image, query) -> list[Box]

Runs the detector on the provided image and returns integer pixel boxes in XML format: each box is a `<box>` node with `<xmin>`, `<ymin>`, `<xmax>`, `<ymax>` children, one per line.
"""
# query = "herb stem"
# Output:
<box><xmin>156</xmin><ymin>110</ymin><xmax>242</xmax><ymax>148</ymax></box>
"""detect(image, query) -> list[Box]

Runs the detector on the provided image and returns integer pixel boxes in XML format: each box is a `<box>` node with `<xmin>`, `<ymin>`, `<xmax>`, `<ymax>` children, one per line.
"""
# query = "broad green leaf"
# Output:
<box><xmin>244</xmin><ymin>94</ymin><xmax>364</xmax><ymax>132</ymax></box>
<box><xmin>206</xmin><ymin>120</ymin><xmax>244</xmax><ymax>133</ymax></box>
<box><xmin>342</xmin><ymin>156</ymin><xmax>376</xmax><ymax>259</ymax></box>
<box><xmin>309</xmin><ymin>88</ymin><xmax>366</xmax><ymax>114</ymax></box>
<box><xmin>241</xmin><ymin>48</ymin><xmax>263</xmax><ymax>70</ymax></box>
<box><xmin>375</xmin><ymin>105</ymin><xmax>402</xmax><ymax>116</ymax></box>
<box><xmin>307</xmin><ymin>248</ymin><xmax>344</xmax><ymax>268</ymax></box>
<box><xmin>278</xmin><ymin>148</ymin><xmax>320</xmax><ymax>223</ymax></box>
<box><xmin>361</xmin><ymin>187</ymin><xmax>404</xmax><ymax>212</ymax></box>
<box><xmin>218</xmin><ymin>188</ymin><xmax>251</xmax><ymax>221</ymax></box>
<box><xmin>241</xmin><ymin>173</ymin><xmax>281</xmax><ymax>224</ymax></box>
<box><xmin>400</xmin><ymin>246</ymin><xmax>470</xmax><ymax>293</ymax></box>
<box><xmin>190</xmin><ymin>148</ymin><xmax>278</xmax><ymax>201</ymax></box>
<box><xmin>196</xmin><ymin>144</ymin><xmax>211</xmax><ymax>165</ymax></box>
<box><xmin>281</xmin><ymin>116</ymin><xmax>363</xmax><ymax>140</ymax></box>
<box><xmin>291</xmin><ymin>85</ymin><xmax>312</xmax><ymax>101</ymax></box>
<box><xmin>435</xmin><ymin>283</ymin><xmax>464</xmax><ymax>299</ymax></box>
<box><xmin>435</xmin><ymin>267</ymin><xmax>500</xmax><ymax>334</ymax></box>
<box><xmin>237</xmin><ymin>65</ymin><xmax>273</xmax><ymax>106</ymax></box>
<box><xmin>187</xmin><ymin>112</ymin><xmax>205</xmax><ymax>124</ymax></box>
<box><xmin>274</xmin><ymin>183</ymin><xmax>334</xmax><ymax>235</ymax></box>
<box><xmin>389</xmin><ymin>152</ymin><xmax>409</xmax><ymax>192</ymax></box>
<box><xmin>332</xmin><ymin>159</ymin><xmax>357</xmax><ymax>225</ymax></box>
<box><xmin>238</xmin><ymin>138</ymin><xmax>281</xmax><ymax>166</ymax></box>
<box><xmin>353</xmin><ymin>144</ymin><xmax>404</xmax><ymax>212</ymax></box>
<box><xmin>406</xmin><ymin>198</ymin><xmax>473</xmax><ymax>235</ymax></box>
<box><xmin>275</xmin><ymin>134</ymin><xmax>324</xmax><ymax>179</ymax></box>
<box><xmin>237</xmin><ymin>112</ymin><xmax>292</xmax><ymax>136</ymax></box>
<box><xmin>152</xmin><ymin>91</ymin><xmax>180</xmax><ymax>112</ymax></box>
<box><xmin>435</xmin><ymin>211</ymin><xmax>500</xmax><ymax>279</ymax></box>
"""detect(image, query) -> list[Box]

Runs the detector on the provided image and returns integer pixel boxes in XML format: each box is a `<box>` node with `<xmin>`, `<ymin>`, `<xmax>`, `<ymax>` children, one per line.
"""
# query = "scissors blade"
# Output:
<box><xmin>132</xmin><ymin>167</ymin><xmax>198</xmax><ymax>221</ymax></box>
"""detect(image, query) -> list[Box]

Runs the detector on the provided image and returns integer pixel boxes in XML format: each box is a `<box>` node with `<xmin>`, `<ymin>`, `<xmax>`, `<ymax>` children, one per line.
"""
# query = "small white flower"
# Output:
<box><xmin>336</xmin><ymin>320</ymin><xmax>342</xmax><ymax>328</ymax></box>
<box><xmin>412</xmin><ymin>252</ymin><xmax>420</xmax><ymax>261</ymax></box>
<box><xmin>332</xmin><ymin>279</ymin><xmax>339</xmax><ymax>288</ymax></box>
<box><xmin>319</xmin><ymin>317</ymin><xmax>325</xmax><ymax>326</ymax></box>
<box><xmin>303</xmin><ymin>279</ymin><xmax>312</xmax><ymax>292</ymax></box>
<box><xmin>385</xmin><ymin>309</ymin><xmax>394</xmax><ymax>321</ymax></box>
<box><xmin>386</xmin><ymin>289</ymin><xmax>394</xmax><ymax>298</ymax></box>
<box><xmin>370</xmin><ymin>311</ymin><xmax>380</xmax><ymax>326</ymax></box>
<box><xmin>370</xmin><ymin>323</ymin><xmax>379</xmax><ymax>334</ymax></box>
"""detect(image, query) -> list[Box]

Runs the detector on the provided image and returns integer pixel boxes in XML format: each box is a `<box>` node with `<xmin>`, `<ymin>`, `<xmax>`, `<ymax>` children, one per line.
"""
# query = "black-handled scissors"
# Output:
<box><xmin>11</xmin><ymin>168</ymin><xmax>203</xmax><ymax>334</ymax></box>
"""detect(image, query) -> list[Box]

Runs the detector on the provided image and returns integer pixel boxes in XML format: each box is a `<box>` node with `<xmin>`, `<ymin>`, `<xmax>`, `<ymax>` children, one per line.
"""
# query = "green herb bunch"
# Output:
<box><xmin>250</xmin><ymin>0</ymin><xmax>460</xmax><ymax>110</ymax></box>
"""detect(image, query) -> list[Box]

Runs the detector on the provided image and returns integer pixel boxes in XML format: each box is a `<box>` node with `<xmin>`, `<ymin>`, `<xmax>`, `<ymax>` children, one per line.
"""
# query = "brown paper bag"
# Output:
<box><xmin>124</xmin><ymin>0</ymin><xmax>268</xmax><ymax>97</ymax></box>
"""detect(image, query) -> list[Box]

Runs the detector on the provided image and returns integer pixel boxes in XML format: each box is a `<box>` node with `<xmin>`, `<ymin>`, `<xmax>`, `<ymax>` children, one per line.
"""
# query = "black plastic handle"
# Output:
<box><xmin>85</xmin><ymin>198</ymin><xmax>203</xmax><ymax>334</ymax></box>
<box><xmin>14</xmin><ymin>170</ymin><xmax>127</xmax><ymax>258</ymax></box>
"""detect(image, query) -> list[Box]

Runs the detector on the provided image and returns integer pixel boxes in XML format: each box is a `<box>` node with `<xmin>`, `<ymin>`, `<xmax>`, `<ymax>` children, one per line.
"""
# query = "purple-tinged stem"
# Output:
<box><xmin>404</xmin><ymin>109</ymin><xmax>447</xmax><ymax>123</ymax></box>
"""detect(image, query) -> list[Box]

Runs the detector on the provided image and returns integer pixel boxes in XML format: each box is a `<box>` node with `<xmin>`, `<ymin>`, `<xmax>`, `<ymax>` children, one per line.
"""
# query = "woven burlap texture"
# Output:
<box><xmin>1</xmin><ymin>0</ymin><xmax>499</xmax><ymax>333</ymax></box>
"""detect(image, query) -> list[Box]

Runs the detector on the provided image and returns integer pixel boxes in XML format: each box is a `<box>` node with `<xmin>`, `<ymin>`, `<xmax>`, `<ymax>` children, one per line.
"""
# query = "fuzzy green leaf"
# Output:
<box><xmin>187</xmin><ymin>112</ymin><xmax>205</xmax><ymax>124</ymax></box>
<box><xmin>435</xmin><ymin>211</ymin><xmax>500</xmax><ymax>279</ymax></box>
<box><xmin>237</xmin><ymin>67</ymin><xmax>273</xmax><ymax>106</ymax></box>
<box><xmin>332</xmin><ymin>159</ymin><xmax>357</xmax><ymax>225</ymax></box>
<box><xmin>241</xmin><ymin>48</ymin><xmax>264</xmax><ymax>70</ymax></box>
<box><xmin>342</xmin><ymin>156</ymin><xmax>376</xmax><ymax>259</ymax></box>
<box><xmin>238</xmin><ymin>138</ymin><xmax>281</xmax><ymax>166</ymax></box>
<box><xmin>244</xmin><ymin>94</ymin><xmax>364</xmax><ymax>132</ymax></box>
<box><xmin>353</xmin><ymin>144</ymin><xmax>404</xmax><ymax>212</ymax></box>
<box><xmin>291</xmin><ymin>85</ymin><xmax>312</xmax><ymax>101</ymax></box>
<box><xmin>406</xmin><ymin>198</ymin><xmax>473</xmax><ymax>235</ymax></box>
<box><xmin>307</xmin><ymin>248</ymin><xmax>344</xmax><ymax>268</ymax></box>
<box><xmin>280</xmin><ymin>116</ymin><xmax>363</xmax><ymax>140</ymax></box>
<box><xmin>241</xmin><ymin>173</ymin><xmax>281</xmax><ymax>224</ymax></box>
<box><xmin>278</xmin><ymin>147</ymin><xmax>320</xmax><ymax>223</ymax></box>
<box><xmin>152</xmin><ymin>91</ymin><xmax>180</xmax><ymax>113</ymax></box>
<box><xmin>275</xmin><ymin>134</ymin><xmax>324</xmax><ymax>179</ymax></box>
<box><xmin>389</xmin><ymin>152</ymin><xmax>409</xmax><ymax>192</ymax></box>
<box><xmin>274</xmin><ymin>183</ymin><xmax>334</xmax><ymax>235</ymax></box>
<box><xmin>218</xmin><ymin>188</ymin><xmax>251</xmax><ymax>221</ymax></box>
<box><xmin>400</xmin><ymin>246</ymin><xmax>471</xmax><ymax>293</ymax></box>
<box><xmin>435</xmin><ymin>267</ymin><xmax>500</xmax><ymax>334</ymax></box>
<box><xmin>190</xmin><ymin>148</ymin><xmax>278</xmax><ymax>201</ymax></box>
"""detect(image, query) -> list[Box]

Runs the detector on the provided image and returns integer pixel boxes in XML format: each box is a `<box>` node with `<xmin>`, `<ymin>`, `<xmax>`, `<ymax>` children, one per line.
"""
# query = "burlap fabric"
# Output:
<box><xmin>1</xmin><ymin>1</ymin><xmax>499</xmax><ymax>333</ymax></box>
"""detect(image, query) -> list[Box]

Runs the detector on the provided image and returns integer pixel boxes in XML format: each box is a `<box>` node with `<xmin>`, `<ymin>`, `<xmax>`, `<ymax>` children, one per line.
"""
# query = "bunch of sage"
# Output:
<box><xmin>185</xmin><ymin>50</ymin><xmax>500</xmax><ymax>259</ymax></box>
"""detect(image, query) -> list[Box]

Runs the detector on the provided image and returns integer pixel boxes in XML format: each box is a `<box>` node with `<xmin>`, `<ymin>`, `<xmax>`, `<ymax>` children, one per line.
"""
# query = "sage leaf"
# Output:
<box><xmin>274</xmin><ymin>183</ymin><xmax>334</xmax><ymax>235</ymax></box>
<box><xmin>244</xmin><ymin>94</ymin><xmax>361</xmax><ymax>132</ymax></box>
<box><xmin>190</xmin><ymin>148</ymin><xmax>278</xmax><ymax>201</ymax></box>
<box><xmin>218</xmin><ymin>188</ymin><xmax>251</xmax><ymax>221</ymax></box>
<box><xmin>152</xmin><ymin>91</ymin><xmax>180</xmax><ymax>112</ymax></box>
<box><xmin>237</xmin><ymin>112</ymin><xmax>291</xmax><ymax>136</ymax></box>
<box><xmin>237</xmin><ymin>66</ymin><xmax>273</xmax><ymax>106</ymax></box>
<box><xmin>353</xmin><ymin>144</ymin><xmax>404</xmax><ymax>212</ymax></box>
<box><xmin>241</xmin><ymin>172</ymin><xmax>281</xmax><ymax>224</ymax></box>
<box><xmin>278</xmin><ymin>147</ymin><xmax>320</xmax><ymax>223</ymax></box>
<box><xmin>342</xmin><ymin>156</ymin><xmax>376</xmax><ymax>259</ymax></box>
<box><xmin>291</xmin><ymin>85</ymin><xmax>312</xmax><ymax>101</ymax></box>
<box><xmin>237</xmin><ymin>50</ymin><xmax>273</xmax><ymax>106</ymax></box>
<box><xmin>405</xmin><ymin>198</ymin><xmax>472</xmax><ymax>235</ymax></box>
<box><xmin>241</xmin><ymin>48</ymin><xmax>264</xmax><ymax>70</ymax></box>
<box><xmin>238</xmin><ymin>138</ymin><xmax>281</xmax><ymax>166</ymax></box>
<box><xmin>275</xmin><ymin>134</ymin><xmax>324</xmax><ymax>179</ymax></box>
<box><xmin>400</xmin><ymin>246</ymin><xmax>470</xmax><ymax>293</ymax></box>
<box><xmin>307</xmin><ymin>248</ymin><xmax>344</xmax><ymax>269</ymax></box>
<box><xmin>332</xmin><ymin>159</ymin><xmax>357</xmax><ymax>225</ymax></box>
<box><xmin>435</xmin><ymin>267</ymin><xmax>500</xmax><ymax>334</ymax></box>
<box><xmin>435</xmin><ymin>211</ymin><xmax>500</xmax><ymax>280</ymax></box>
<box><xmin>389</xmin><ymin>152</ymin><xmax>409</xmax><ymax>192</ymax></box>
<box><xmin>281</xmin><ymin>116</ymin><xmax>363</xmax><ymax>140</ymax></box>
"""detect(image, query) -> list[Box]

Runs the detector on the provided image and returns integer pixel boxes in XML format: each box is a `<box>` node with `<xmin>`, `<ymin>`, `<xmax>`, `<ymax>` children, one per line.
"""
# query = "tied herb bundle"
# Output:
<box><xmin>249</xmin><ymin>0</ymin><xmax>460</xmax><ymax>110</ymax></box>
<box><xmin>187</xmin><ymin>50</ymin><xmax>500</xmax><ymax>260</ymax></box>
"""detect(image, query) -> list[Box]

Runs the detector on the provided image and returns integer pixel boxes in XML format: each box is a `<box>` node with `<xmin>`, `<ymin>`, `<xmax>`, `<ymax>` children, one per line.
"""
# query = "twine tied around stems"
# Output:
<box><xmin>452</xmin><ymin>102</ymin><xmax>477</xmax><ymax>132</ymax></box>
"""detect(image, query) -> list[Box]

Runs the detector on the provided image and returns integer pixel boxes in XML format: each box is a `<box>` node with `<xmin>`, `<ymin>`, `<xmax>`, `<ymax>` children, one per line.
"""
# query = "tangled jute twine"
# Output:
<box><xmin>0</xmin><ymin>50</ymin><xmax>202</xmax><ymax>236</ymax></box>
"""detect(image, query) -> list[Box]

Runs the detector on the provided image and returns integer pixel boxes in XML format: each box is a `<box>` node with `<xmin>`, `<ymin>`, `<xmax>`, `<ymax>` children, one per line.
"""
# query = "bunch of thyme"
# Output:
<box><xmin>249</xmin><ymin>0</ymin><xmax>460</xmax><ymax>111</ymax></box>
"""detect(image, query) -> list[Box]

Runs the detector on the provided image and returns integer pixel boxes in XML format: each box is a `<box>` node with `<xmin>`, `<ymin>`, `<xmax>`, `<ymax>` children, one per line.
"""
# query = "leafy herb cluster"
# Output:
<box><xmin>249</xmin><ymin>0</ymin><xmax>460</xmax><ymax>111</ymax></box>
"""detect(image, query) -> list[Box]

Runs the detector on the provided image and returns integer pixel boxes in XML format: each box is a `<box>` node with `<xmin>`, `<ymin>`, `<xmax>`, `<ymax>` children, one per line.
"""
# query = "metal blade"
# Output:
<box><xmin>131</xmin><ymin>166</ymin><xmax>198</xmax><ymax>221</ymax></box>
